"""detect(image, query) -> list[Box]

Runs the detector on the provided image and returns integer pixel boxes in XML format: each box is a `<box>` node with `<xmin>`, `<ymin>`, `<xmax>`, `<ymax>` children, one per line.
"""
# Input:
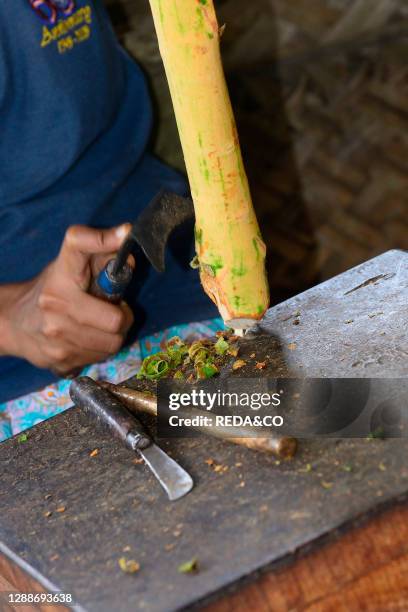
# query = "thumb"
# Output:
<box><xmin>58</xmin><ymin>224</ymin><xmax>131</xmax><ymax>281</ymax></box>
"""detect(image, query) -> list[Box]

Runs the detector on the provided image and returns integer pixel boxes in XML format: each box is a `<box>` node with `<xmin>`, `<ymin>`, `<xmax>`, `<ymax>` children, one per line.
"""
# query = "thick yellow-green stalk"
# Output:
<box><xmin>148</xmin><ymin>0</ymin><xmax>269</xmax><ymax>328</ymax></box>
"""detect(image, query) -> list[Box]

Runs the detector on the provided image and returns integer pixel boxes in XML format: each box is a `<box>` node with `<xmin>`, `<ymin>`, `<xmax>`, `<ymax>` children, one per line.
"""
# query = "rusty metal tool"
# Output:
<box><xmin>99</xmin><ymin>381</ymin><xmax>297</xmax><ymax>459</ymax></box>
<box><xmin>61</xmin><ymin>190</ymin><xmax>194</xmax><ymax>378</ymax></box>
<box><xmin>69</xmin><ymin>377</ymin><xmax>193</xmax><ymax>501</ymax></box>
<box><xmin>91</xmin><ymin>190</ymin><xmax>194</xmax><ymax>303</ymax></box>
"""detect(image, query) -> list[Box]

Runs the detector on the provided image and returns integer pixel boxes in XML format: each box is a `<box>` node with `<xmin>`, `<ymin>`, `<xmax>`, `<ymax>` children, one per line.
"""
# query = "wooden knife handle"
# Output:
<box><xmin>69</xmin><ymin>377</ymin><xmax>151</xmax><ymax>451</ymax></box>
<box><xmin>226</xmin><ymin>435</ymin><xmax>297</xmax><ymax>459</ymax></box>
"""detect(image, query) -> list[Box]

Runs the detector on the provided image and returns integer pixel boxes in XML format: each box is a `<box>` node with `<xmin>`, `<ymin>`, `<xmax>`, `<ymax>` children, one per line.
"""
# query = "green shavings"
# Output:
<box><xmin>137</xmin><ymin>353</ymin><xmax>170</xmax><ymax>380</ymax></box>
<box><xmin>214</xmin><ymin>336</ymin><xmax>229</xmax><ymax>355</ymax></box>
<box><xmin>189</xmin><ymin>341</ymin><xmax>218</xmax><ymax>379</ymax></box>
<box><xmin>136</xmin><ymin>333</ymin><xmax>237</xmax><ymax>382</ymax></box>
<box><xmin>167</xmin><ymin>336</ymin><xmax>189</xmax><ymax>367</ymax></box>
<box><xmin>228</xmin><ymin>346</ymin><xmax>239</xmax><ymax>357</ymax></box>
<box><xmin>367</xmin><ymin>427</ymin><xmax>385</xmax><ymax>440</ymax></box>
<box><xmin>196</xmin><ymin>362</ymin><xmax>219</xmax><ymax>380</ymax></box>
<box><xmin>193</xmin><ymin>340</ymin><xmax>225</xmax><ymax>378</ymax></box>
<box><xmin>178</xmin><ymin>558</ymin><xmax>199</xmax><ymax>574</ymax></box>
<box><xmin>188</xmin><ymin>341</ymin><xmax>207</xmax><ymax>361</ymax></box>
<box><xmin>320</xmin><ymin>481</ymin><xmax>333</xmax><ymax>489</ymax></box>
<box><xmin>17</xmin><ymin>433</ymin><xmax>28</xmax><ymax>443</ymax></box>
<box><xmin>118</xmin><ymin>557</ymin><xmax>140</xmax><ymax>574</ymax></box>
<box><xmin>298</xmin><ymin>463</ymin><xmax>312</xmax><ymax>473</ymax></box>
<box><xmin>138</xmin><ymin>337</ymin><xmax>190</xmax><ymax>380</ymax></box>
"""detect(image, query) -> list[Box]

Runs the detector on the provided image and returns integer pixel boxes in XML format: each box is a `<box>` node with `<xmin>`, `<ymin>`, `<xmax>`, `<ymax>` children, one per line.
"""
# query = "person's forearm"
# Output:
<box><xmin>0</xmin><ymin>281</ymin><xmax>33</xmax><ymax>356</ymax></box>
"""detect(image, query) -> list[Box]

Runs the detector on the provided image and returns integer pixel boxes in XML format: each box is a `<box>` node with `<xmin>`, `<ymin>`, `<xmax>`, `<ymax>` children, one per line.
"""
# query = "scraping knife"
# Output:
<box><xmin>69</xmin><ymin>377</ymin><xmax>193</xmax><ymax>501</ymax></box>
<box><xmin>91</xmin><ymin>190</ymin><xmax>194</xmax><ymax>303</ymax></box>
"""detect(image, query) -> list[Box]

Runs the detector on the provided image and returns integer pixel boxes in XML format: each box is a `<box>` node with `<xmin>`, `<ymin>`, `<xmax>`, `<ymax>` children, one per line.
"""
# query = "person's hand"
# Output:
<box><xmin>3</xmin><ymin>224</ymin><xmax>134</xmax><ymax>374</ymax></box>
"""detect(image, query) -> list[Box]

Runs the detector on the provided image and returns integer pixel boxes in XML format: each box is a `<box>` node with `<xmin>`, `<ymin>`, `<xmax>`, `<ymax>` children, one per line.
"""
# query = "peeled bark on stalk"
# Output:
<box><xmin>148</xmin><ymin>0</ymin><xmax>269</xmax><ymax>328</ymax></box>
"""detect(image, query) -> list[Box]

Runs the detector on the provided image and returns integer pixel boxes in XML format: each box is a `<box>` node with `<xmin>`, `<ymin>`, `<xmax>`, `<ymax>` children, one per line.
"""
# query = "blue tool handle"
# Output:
<box><xmin>90</xmin><ymin>259</ymin><xmax>133</xmax><ymax>304</ymax></box>
<box><xmin>62</xmin><ymin>260</ymin><xmax>133</xmax><ymax>378</ymax></box>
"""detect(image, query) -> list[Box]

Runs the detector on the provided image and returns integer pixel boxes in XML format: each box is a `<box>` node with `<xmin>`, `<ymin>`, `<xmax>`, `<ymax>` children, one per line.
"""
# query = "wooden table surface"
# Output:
<box><xmin>2</xmin><ymin>501</ymin><xmax>407</xmax><ymax>611</ymax></box>
<box><xmin>205</xmin><ymin>503</ymin><xmax>408</xmax><ymax>612</ymax></box>
<box><xmin>1</xmin><ymin>250</ymin><xmax>407</xmax><ymax>611</ymax></box>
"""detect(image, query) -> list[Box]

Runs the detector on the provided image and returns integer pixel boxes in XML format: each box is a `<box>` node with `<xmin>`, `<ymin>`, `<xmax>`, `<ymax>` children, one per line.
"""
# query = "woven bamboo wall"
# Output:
<box><xmin>105</xmin><ymin>0</ymin><xmax>408</xmax><ymax>303</ymax></box>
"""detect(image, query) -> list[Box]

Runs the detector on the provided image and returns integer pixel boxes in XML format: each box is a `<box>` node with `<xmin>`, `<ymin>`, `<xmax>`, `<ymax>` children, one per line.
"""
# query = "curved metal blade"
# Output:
<box><xmin>139</xmin><ymin>443</ymin><xmax>194</xmax><ymax>501</ymax></box>
<box><xmin>132</xmin><ymin>191</ymin><xmax>195</xmax><ymax>273</ymax></box>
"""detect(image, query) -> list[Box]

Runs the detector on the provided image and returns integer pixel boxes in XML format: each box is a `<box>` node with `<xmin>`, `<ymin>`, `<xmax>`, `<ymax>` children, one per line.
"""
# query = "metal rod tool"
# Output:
<box><xmin>99</xmin><ymin>381</ymin><xmax>297</xmax><ymax>459</ymax></box>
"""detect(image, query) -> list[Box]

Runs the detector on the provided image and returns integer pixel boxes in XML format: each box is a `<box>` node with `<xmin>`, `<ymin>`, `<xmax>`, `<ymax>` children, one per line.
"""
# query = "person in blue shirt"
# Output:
<box><xmin>0</xmin><ymin>0</ymin><xmax>219</xmax><ymax>409</ymax></box>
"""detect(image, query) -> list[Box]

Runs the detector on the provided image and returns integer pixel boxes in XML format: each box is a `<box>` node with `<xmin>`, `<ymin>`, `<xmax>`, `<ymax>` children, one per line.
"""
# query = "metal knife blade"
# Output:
<box><xmin>69</xmin><ymin>377</ymin><xmax>194</xmax><ymax>501</ymax></box>
<box><xmin>131</xmin><ymin>190</ymin><xmax>195</xmax><ymax>273</ymax></box>
<box><xmin>139</xmin><ymin>443</ymin><xmax>193</xmax><ymax>501</ymax></box>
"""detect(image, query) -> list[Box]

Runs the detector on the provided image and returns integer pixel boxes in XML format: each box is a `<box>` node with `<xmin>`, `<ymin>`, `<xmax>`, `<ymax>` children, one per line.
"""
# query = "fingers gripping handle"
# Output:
<box><xmin>69</xmin><ymin>377</ymin><xmax>151</xmax><ymax>451</ymax></box>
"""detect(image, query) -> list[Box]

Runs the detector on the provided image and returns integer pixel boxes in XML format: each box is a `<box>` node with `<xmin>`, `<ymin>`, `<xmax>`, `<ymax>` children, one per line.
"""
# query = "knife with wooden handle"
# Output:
<box><xmin>69</xmin><ymin>377</ymin><xmax>193</xmax><ymax>501</ymax></box>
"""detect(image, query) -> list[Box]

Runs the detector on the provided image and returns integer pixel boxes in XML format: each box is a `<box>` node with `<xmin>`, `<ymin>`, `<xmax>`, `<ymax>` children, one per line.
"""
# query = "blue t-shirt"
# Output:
<box><xmin>0</xmin><ymin>0</ymin><xmax>217</xmax><ymax>402</ymax></box>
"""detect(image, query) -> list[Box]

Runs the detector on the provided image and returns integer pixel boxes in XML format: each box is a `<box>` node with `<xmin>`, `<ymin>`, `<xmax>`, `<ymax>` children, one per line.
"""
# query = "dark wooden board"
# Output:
<box><xmin>0</xmin><ymin>249</ymin><xmax>407</xmax><ymax>612</ymax></box>
<box><xmin>205</xmin><ymin>503</ymin><xmax>408</xmax><ymax>612</ymax></box>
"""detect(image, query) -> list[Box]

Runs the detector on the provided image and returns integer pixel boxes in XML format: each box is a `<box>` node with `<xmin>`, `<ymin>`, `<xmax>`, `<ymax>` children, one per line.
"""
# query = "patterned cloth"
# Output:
<box><xmin>0</xmin><ymin>318</ymin><xmax>224</xmax><ymax>442</ymax></box>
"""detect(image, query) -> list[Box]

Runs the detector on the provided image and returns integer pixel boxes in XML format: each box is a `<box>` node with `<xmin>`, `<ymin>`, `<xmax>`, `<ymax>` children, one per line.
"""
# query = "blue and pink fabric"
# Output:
<box><xmin>0</xmin><ymin>318</ymin><xmax>224</xmax><ymax>442</ymax></box>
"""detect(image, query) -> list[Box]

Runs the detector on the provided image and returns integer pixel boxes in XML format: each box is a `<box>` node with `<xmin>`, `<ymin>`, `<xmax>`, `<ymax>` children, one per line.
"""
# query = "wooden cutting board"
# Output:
<box><xmin>0</xmin><ymin>249</ymin><xmax>407</xmax><ymax>612</ymax></box>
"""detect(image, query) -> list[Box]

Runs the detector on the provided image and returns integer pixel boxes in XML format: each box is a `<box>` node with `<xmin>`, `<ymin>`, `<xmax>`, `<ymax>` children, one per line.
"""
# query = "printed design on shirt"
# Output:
<box><xmin>29</xmin><ymin>0</ymin><xmax>76</xmax><ymax>25</ymax></box>
<box><xmin>39</xmin><ymin>4</ymin><xmax>92</xmax><ymax>54</ymax></box>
